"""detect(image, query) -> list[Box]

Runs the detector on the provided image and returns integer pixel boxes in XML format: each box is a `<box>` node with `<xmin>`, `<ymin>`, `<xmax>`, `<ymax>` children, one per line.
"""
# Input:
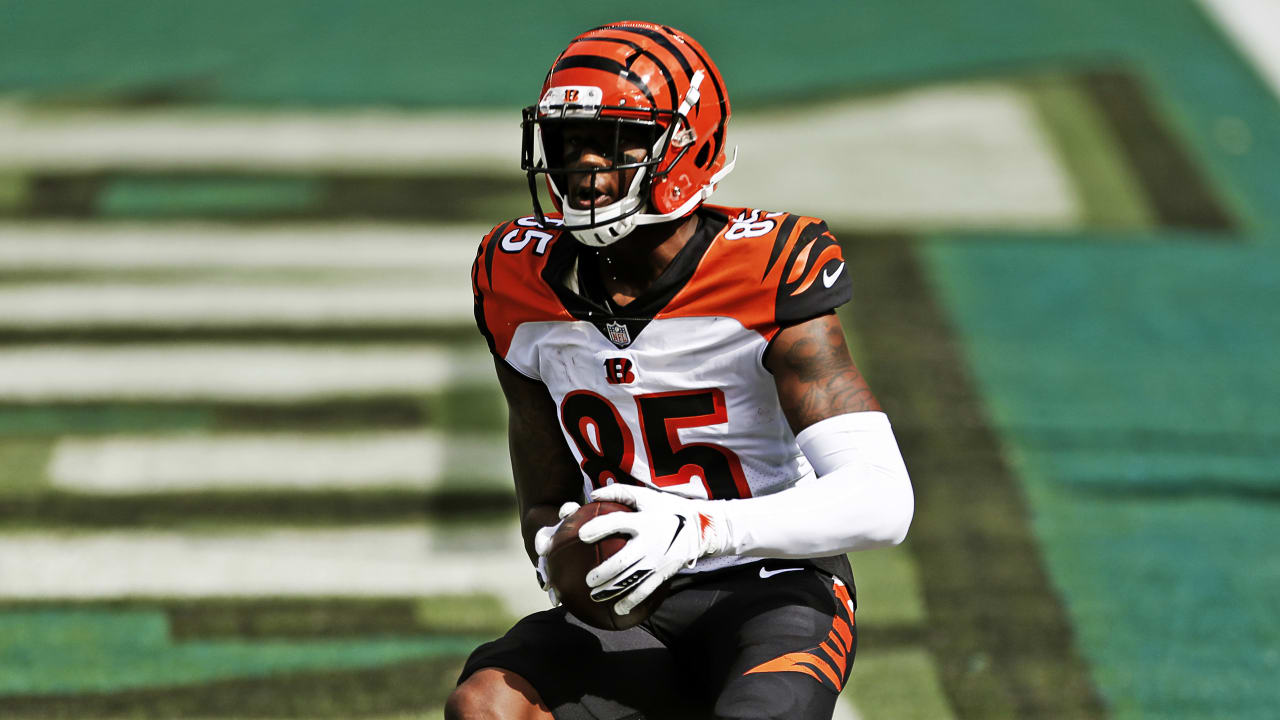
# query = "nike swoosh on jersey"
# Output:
<box><xmin>822</xmin><ymin>262</ymin><xmax>845</xmax><ymax>288</ymax></box>
<box><xmin>759</xmin><ymin>566</ymin><xmax>804</xmax><ymax>579</ymax></box>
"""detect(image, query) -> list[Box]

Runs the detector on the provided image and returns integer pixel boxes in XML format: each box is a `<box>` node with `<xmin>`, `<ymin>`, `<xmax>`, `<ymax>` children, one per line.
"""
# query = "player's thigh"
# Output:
<box><xmin>457</xmin><ymin>606</ymin><xmax>695</xmax><ymax>720</ymax></box>
<box><xmin>672</xmin><ymin>565</ymin><xmax>858</xmax><ymax>720</ymax></box>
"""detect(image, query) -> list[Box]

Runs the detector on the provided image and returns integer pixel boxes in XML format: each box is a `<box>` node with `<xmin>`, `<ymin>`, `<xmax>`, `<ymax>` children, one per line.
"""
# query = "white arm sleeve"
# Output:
<box><xmin>717</xmin><ymin>411</ymin><xmax>914</xmax><ymax>557</ymax></box>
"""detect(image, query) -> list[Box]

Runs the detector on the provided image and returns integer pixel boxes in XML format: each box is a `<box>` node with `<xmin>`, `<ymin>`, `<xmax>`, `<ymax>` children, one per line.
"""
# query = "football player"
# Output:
<box><xmin>447</xmin><ymin>21</ymin><xmax>913</xmax><ymax>720</ymax></box>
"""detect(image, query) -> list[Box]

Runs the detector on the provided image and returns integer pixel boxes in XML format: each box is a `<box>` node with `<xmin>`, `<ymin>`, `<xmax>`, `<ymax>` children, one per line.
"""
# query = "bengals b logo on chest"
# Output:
<box><xmin>604</xmin><ymin>358</ymin><xmax>635</xmax><ymax>384</ymax></box>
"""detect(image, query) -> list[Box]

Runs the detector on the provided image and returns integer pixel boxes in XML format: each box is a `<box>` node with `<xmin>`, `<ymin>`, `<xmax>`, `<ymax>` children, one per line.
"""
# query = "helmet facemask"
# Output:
<box><xmin>523</xmin><ymin>102</ymin><xmax>679</xmax><ymax>247</ymax></box>
<box><xmin>524</xmin><ymin>113</ymin><xmax>664</xmax><ymax>247</ymax></box>
<box><xmin>521</xmin><ymin>70</ymin><xmax>728</xmax><ymax>247</ymax></box>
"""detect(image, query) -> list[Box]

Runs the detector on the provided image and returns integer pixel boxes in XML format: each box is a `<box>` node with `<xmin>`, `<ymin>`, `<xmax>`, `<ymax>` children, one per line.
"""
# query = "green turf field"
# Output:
<box><xmin>0</xmin><ymin>1</ymin><xmax>1276</xmax><ymax>717</ymax></box>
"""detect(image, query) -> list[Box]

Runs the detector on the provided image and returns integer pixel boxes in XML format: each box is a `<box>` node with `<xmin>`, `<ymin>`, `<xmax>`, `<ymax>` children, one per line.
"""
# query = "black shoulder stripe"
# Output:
<box><xmin>483</xmin><ymin>221</ymin><xmax>510</xmax><ymax>290</ymax></box>
<box><xmin>470</xmin><ymin>243</ymin><xmax>483</xmax><ymax>294</ymax></box>
<box><xmin>792</xmin><ymin>218</ymin><xmax>831</xmax><ymax>255</ymax></box>
<box><xmin>569</xmin><ymin>37</ymin><xmax>678</xmax><ymax>107</ymax></box>
<box><xmin>778</xmin><ymin>219</ymin><xmax>833</xmax><ymax>286</ymax></box>
<box><xmin>774</xmin><ymin>219</ymin><xmax>849</xmax><ymax>326</ymax></box>
<box><xmin>552</xmin><ymin>55</ymin><xmax>655</xmax><ymax>107</ymax></box>
<box><xmin>762</xmin><ymin>214</ymin><xmax>800</xmax><ymax>280</ymax></box>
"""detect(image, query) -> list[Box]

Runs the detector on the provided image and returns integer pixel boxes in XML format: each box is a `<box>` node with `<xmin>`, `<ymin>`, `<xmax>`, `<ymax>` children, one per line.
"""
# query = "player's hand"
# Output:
<box><xmin>579</xmin><ymin>485</ymin><xmax>729</xmax><ymax>615</ymax></box>
<box><xmin>533</xmin><ymin>501</ymin><xmax>582</xmax><ymax>607</ymax></box>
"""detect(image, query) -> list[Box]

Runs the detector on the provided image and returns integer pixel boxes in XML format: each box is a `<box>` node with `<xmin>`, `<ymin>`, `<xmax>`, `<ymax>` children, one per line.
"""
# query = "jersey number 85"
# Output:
<box><xmin>560</xmin><ymin>388</ymin><xmax>751</xmax><ymax>500</ymax></box>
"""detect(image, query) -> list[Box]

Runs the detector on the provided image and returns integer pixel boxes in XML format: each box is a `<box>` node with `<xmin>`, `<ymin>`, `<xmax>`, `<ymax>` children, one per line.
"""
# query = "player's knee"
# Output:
<box><xmin>444</xmin><ymin>668</ymin><xmax>549</xmax><ymax>720</ymax></box>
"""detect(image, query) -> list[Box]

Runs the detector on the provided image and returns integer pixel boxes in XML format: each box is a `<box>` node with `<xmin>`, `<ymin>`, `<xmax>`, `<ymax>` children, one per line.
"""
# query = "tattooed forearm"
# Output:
<box><xmin>768</xmin><ymin>314</ymin><xmax>880</xmax><ymax>431</ymax></box>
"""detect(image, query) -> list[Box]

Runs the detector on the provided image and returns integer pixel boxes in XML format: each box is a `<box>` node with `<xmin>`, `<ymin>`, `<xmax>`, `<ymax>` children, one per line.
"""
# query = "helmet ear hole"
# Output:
<box><xmin>694</xmin><ymin>142</ymin><xmax>712</xmax><ymax>168</ymax></box>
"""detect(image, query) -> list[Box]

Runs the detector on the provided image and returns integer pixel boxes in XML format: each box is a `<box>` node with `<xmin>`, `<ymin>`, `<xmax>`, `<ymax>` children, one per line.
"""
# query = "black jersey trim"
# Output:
<box><xmin>472</xmin><ymin>278</ymin><xmax>499</xmax><ymax>358</ymax></box>
<box><xmin>541</xmin><ymin>208</ymin><xmax>728</xmax><ymax>347</ymax></box>
<box><xmin>482</xmin><ymin>221</ymin><xmax>510</xmax><ymax>290</ymax></box>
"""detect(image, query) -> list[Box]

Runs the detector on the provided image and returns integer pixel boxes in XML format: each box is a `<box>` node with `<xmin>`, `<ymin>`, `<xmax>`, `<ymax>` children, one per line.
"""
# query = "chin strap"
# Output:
<box><xmin>630</xmin><ymin>146</ymin><xmax>738</xmax><ymax>230</ymax></box>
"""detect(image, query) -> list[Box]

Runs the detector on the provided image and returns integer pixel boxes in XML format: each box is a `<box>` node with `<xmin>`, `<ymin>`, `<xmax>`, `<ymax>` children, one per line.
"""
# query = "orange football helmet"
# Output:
<box><xmin>521</xmin><ymin>21</ymin><xmax>736</xmax><ymax>246</ymax></box>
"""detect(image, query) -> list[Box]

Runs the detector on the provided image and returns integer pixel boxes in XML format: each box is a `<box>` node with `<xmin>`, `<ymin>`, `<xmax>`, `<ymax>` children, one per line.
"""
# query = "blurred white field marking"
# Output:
<box><xmin>715</xmin><ymin>82</ymin><xmax>1079</xmax><ymax>228</ymax></box>
<box><xmin>1200</xmin><ymin>0</ymin><xmax>1280</xmax><ymax>102</ymax></box>
<box><xmin>0</xmin><ymin>107</ymin><xmax>516</xmax><ymax>172</ymax></box>
<box><xmin>48</xmin><ymin>431</ymin><xmax>510</xmax><ymax>493</ymax></box>
<box><xmin>0</xmin><ymin>223</ymin><xmax>483</xmax><ymax>328</ymax></box>
<box><xmin>0</xmin><ymin>83</ymin><xmax>1075</xmax><ymax>229</ymax></box>
<box><xmin>0</xmin><ymin>344</ymin><xmax>492</xmax><ymax>401</ymax></box>
<box><xmin>0</xmin><ymin>282</ymin><xmax>472</xmax><ymax>328</ymax></box>
<box><xmin>0</xmin><ymin>222</ymin><xmax>485</xmax><ymax>271</ymax></box>
<box><xmin>0</xmin><ymin>524</ymin><xmax>549</xmax><ymax>618</ymax></box>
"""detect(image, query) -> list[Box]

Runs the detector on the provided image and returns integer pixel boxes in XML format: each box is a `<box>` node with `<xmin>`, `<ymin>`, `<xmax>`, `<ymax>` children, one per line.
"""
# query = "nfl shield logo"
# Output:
<box><xmin>605</xmin><ymin>321</ymin><xmax>631</xmax><ymax>347</ymax></box>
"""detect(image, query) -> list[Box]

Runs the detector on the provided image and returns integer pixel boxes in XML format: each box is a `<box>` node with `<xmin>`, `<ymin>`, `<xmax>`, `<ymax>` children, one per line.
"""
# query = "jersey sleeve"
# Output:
<box><xmin>470</xmin><ymin>217</ymin><xmax>575</xmax><ymax>380</ymax></box>
<box><xmin>660</xmin><ymin>209</ymin><xmax>852</xmax><ymax>340</ymax></box>
<box><xmin>772</xmin><ymin>219</ymin><xmax>851</xmax><ymax>326</ymax></box>
<box><xmin>470</xmin><ymin>220</ymin><xmax>508</xmax><ymax>361</ymax></box>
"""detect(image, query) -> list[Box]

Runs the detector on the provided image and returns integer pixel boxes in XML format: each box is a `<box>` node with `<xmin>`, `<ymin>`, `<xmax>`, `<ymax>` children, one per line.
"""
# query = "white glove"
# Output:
<box><xmin>532</xmin><ymin>501</ymin><xmax>581</xmax><ymax>607</ymax></box>
<box><xmin>579</xmin><ymin>485</ymin><xmax>729</xmax><ymax>615</ymax></box>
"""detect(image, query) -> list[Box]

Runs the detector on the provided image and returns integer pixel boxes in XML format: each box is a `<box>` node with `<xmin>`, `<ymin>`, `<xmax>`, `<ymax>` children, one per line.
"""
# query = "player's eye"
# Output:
<box><xmin>617</xmin><ymin>124</ymin><xmax>651</xmax><ymax>151</ymax></box>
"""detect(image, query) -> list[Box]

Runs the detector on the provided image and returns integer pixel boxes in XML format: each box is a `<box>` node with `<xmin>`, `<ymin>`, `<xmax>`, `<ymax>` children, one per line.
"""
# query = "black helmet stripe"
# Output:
<box><xmin>607</xmin><ymin>25</ymin><xmax>727</xmax><ymax>161</ymax></box>
<box><xmin>568</xmin><ymin>36</ymin><xmax>678</xmax><ymax>109</ymax></box>
<box><xmin>600</xmin><ymin>25</ymin><xmax>695</xmax><ymax>79</ymax></box>
<box><xmin>663</xmin><ymin>30</ymin><xmax>728</xmax><ymax>163</ymax></box>
<box><xmin>551</xmin><ymin>54</ymin><xmax>656</xmax><ymax>108</ymax></box>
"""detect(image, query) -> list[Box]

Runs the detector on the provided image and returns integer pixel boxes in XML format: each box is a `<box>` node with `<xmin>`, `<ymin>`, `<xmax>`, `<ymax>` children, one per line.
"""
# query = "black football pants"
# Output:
<box><xmin>457</xmin><ymin>560</ymin><xmax>857</xmax><ymax>719</ymax></box>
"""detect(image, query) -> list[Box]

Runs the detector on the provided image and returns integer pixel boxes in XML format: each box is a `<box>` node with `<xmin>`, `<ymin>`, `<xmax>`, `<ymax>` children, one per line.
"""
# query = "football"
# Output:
<box><xmin>545</xmin><ymin>500</ymin><xmax>669</xmax><ymax>631</ymax></box>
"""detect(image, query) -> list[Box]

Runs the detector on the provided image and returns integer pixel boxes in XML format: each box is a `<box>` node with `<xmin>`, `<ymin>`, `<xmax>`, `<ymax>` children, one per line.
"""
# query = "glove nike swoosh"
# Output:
<box><xmin>664</xmin><ymin>515</ymin><xmax>687</xmax><ymax>553</ymax></box>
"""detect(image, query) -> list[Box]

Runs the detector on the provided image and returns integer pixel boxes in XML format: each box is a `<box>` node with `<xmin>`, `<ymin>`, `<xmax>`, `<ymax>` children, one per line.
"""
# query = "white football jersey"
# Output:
<box><xmin>473</xmin><ymin>205</ymin><xmax>852</xmax><ymax>573</ymax></box>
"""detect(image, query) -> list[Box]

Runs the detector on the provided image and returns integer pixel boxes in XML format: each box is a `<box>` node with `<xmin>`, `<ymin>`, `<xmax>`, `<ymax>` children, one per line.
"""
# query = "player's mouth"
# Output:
<box><xmin>569</xmin><ymin>183</ymin><xmax>618</xmax><ymax>210</ymax></box>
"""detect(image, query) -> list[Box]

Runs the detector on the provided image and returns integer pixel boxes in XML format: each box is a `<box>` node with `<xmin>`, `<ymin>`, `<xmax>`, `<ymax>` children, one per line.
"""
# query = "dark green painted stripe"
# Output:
<box><xmin>0</xmin><ymin>268</ymin><xmax>438</xmax><ymax>285</ymax></box>
<box><xmin>858</xmin><ymin>623</ymin><xmax>931</xmax><ymax>650</ymax></box>
<box><xmin>0</xmin><ymin>655</ymin><xmax>465</xmax><ymax>718</ymax></box>
<box><xmin>0</xmin><ymin>596</ymin><xmax>514</xmax><ymax>639</ymax></box>
<box><xmin>838</xmin><ymin>233</ymin><xmax>1107</xmax><ymax>719</ymax></box>
<box><xmin>16</xmin><ymin>173</ymin><xmax>528</xmax><ymax>222</ymax></box>
<box><xmin>0</xmin><ymin>403</ymin><xmax>217</xmax><ymax>436</ymax></box>
<box><xmin>0</xmin><ymin>325</ymin><xmax>478</xmax><ymax>344</ymax></box>
<box><xmin>168</xmin><ymin>596</ymin><xmax>512</xmax><ymax>640</ymax></box>
<box><xmin>0</xmin><ymin>488</ymin><xmax>513</xmax><ymax>528</ymax></box>
<box><xmin>1011</xmin><ymin>426</ymin><xmax>1280</xmax><ymax>455</ymax></box>
<box><xmin>1081</xmin><ymin>70</ymin><xmax>1233</xmax><ymax>231</ymax></box>
<box><xmin>0</xmin><ymin>390</ymin><xmax>507</xmax><ymax>436</ymax></box>
<box><xmin>1019</xmin><ymin>72</ymin><xmax>1153</xmax><ymax>229</ymax></box>
<box><xmin>0</xmin><ymin>400</ymin><xmax>427</xmax><ymax>436</ymax></box>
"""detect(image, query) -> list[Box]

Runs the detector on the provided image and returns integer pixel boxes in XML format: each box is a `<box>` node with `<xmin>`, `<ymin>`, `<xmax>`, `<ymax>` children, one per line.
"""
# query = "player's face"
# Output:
<box><xmin>556</xmin><ymin>121</ymin><xmax>651</xmax><ymax>211</ymax></box>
